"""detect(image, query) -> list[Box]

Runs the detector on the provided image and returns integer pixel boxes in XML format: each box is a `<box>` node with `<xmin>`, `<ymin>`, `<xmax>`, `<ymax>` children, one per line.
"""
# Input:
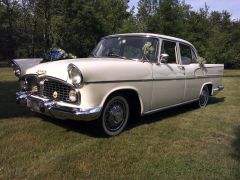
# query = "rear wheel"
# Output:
<box><xmin>198</xmin><ymin>86</ymin><xmax>209</xmax><ymax>107</ymax></box>
<box><xmin>100</xmin><ymin>96</ymin><xmax>129</xmax><ymax>136</ymax></box>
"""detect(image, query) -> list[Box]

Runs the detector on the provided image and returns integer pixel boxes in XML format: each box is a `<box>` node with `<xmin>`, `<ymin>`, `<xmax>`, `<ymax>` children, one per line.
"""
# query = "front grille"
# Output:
<box><xmin>21</xmin><ymin>75</ymin><xmax>79</xmax><ymax>104</ymax></box>
<box><xmin>43</xmin><ymin>79</ymin><xmax>73</xmax><ymax>102</ymax></box>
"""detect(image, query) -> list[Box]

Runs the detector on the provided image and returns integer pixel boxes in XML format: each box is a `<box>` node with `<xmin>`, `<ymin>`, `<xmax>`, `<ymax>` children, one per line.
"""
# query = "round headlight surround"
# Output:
<box><xmin>67</xmin><ymin>64</ymin><xmax>83</xmax><ymax>87</ymax></box>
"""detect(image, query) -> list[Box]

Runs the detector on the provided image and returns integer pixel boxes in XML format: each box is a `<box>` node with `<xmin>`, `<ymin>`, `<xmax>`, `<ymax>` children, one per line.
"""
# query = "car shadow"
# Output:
<box><xmin>0</xmin><ymin>81</ymin><xmax>37</xmax><ymax>119</ymax></box>
<box><xmin>39</xmin><ymin>96</ymin><xmax>225</xmax><ymax>138</ymax></box>
<box><xmin>40</xmin><ymin>115</ymin><xmax>103</xmax><ymax>137</ymax></box>
<box><xmin>0</xmin><ymin>80</ymin><xmax>225</xmax><ymax>137</ymax></box>
<box><xmin>208</xmin><ymin>96</ymin><xmax>225</xmax><ymax>105</ymax></box>
<box><xmin>127</xmin><ymin>96</ymin><xmax>225</xmax><ymax>129</ymax></box>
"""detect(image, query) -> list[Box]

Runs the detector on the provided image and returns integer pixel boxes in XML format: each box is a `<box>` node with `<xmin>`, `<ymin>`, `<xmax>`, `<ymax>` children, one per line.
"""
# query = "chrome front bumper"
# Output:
<box><xmin>16</xmin><ymin>92</ymin><xmax>102</xmax><ymax>121</ymax></box>
<box><xmin>212</xmin><ymin>85</ymin><xmax>224</xmax><ymax>96</ymax></box>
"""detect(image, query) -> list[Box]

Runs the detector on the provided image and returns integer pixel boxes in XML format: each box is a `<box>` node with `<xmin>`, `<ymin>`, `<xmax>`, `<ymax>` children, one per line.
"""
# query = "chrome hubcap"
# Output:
<box><xmin>199</xmin><ymin>87</ymin><xmax>209</xmax><ymax>107</ymax></box>
<box><xmin>104</xmin><ymin>99</ymin><xmax>127</xmax><ymax>132</ymax></box>
<box><xmin>109</xmin><ymin>105</ymin><xmax>124</xmax><ymax>124</ymax></box>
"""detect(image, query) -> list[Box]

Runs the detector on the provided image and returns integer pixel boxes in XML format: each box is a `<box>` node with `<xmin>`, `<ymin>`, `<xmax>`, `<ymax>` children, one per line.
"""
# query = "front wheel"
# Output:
<box><xmin>198</xmin><ymin>86</ymin><xmax>209</xmax><ymax>107</ymax></box>
<box><xmin>100</xmin><ymin>96</ymin><xmax>129</xmax><ymax>136</ymax></box>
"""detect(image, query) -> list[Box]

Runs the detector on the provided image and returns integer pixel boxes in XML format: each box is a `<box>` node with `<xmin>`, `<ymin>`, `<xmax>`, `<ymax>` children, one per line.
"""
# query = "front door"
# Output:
<box><xmin>151</xmin><ymin>40</ymin><xmax>185</xmax><ymax>110</ymax></box>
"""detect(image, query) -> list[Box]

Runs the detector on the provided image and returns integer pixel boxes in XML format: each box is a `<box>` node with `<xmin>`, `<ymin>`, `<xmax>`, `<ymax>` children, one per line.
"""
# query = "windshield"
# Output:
<box><xmin>91</xmin><ymin>36</ymin><xmax>159</xmax><ymax>62</ymax></box>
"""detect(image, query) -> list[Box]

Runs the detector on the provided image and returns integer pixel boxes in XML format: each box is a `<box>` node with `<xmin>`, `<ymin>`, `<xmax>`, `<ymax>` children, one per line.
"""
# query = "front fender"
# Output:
<box><xmin>79</xmin><ymin>82</ymin><xmax>152</xmax><ymax>114</ymax></box>
<box><xmin>100</xmin><ymin>86</ymin><xmax>144</xmax><ymax>114</ymax></box>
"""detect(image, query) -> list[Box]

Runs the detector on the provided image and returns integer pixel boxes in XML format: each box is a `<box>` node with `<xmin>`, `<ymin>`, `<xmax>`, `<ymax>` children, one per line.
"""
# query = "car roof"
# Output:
<box><xmin>104</xmin><ymin>33</ymin><xmax>195</xmax><ymax>49</ymax></box>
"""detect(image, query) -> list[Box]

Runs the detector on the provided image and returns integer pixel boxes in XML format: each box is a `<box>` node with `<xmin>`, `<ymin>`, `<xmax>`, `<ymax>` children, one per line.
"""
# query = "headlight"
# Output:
<box><xmin>68</xmin><ymin>64</ymin><xmax>83</xmax><ymax>87</ymax></box>
<box><xmin>69</xmin><ymin>90</ymin><xmax>77</xmax><ymax>102</ymax></box>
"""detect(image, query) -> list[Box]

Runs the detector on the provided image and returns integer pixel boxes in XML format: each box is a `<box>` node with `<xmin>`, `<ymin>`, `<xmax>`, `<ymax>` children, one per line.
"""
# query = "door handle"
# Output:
<box><xmin>178</xmin><ymin>66</ymin><xmax>185</xmax><ymax>71</ymax></box>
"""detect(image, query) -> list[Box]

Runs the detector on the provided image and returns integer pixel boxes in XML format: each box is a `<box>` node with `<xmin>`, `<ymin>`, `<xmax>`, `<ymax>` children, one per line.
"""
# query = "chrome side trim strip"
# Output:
<box><xmin>144</xmin><ymin>98</ymin><xmax>198</xmax><ymax>115</ymax></box>
<box><xmin>85</xmin><ymin>75</ymin><xmax>223</xmax><ymax>84</ymax></box>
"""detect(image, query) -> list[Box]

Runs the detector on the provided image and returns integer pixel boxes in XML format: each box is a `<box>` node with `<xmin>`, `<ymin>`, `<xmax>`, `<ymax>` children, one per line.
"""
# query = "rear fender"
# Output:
<box><xmin>11</xmin><ymin>58</ymin><xmax>43</xmax><ymax>77</ymax></box>
<box><xmin>199</xmin><ymin>82</ymin><xmax>213</xmax><ymax>96</ymax></box>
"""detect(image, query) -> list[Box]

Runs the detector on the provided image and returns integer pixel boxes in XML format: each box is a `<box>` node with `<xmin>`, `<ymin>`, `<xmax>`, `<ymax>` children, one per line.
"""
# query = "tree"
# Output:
<box><xmin>149</xmin><ymin>0</ymin><xmax>185</xmax><ymax>36</ymax></box>
<box><xmin>54</xmin><ymin>0</ymin><xmax>130</xmax><ymax>57</ymax></box>
<box><xmin>137</xmin><ymin>0</ymin><xmax>160</xmax><ymax>32</ymax></box>
<box><xmin>0</xmin><ymin>0</ymin><xmax>239</xmax><ymax>68</ymax></box>
<box><xmin>205</xmin><ymin>11</ymin><xmax>240</xmax><ymax>68</ymax></box>
<box><xmin>0</xmin><ymin>0</ymin><xmax>20</xmax><ymax>59</ymax></box>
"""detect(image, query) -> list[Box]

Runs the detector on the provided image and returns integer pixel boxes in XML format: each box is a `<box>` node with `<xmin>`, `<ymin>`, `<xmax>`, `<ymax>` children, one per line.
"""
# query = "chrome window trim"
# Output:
<box><xmin>97</xmin><ymin>35</ymin><xmax>160</xmax><ymax>63</ymax></box>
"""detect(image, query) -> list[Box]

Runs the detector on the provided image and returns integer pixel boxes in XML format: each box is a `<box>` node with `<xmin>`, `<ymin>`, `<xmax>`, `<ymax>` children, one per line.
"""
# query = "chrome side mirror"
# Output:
<box><xmin>160</xmin><ymin>53</ymin><xmax>169</xmax><ymax>63</ymax></box>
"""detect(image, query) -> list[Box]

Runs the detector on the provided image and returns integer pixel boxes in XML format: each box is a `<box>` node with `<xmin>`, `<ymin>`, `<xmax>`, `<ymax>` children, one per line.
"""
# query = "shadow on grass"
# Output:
<box><xmin>40</xmin><ymin>96</ymin><xmax>225</xmax><ymax>138</ymax></box>
<box><xmin>127</xmin><ymin>96</ymin><xmax>225</xmax><ymax>130</ymax></box>
<box><xmin>208</xmin><ymin>96</ymin><xmax>225</xmax><ymax>105</ymax></box>
<box><xmin>0</xmin><ymin>80</ymin><xmax>226</xmax><ymax>137</ymax></box>
<box><xmin>39</xmin><ymin>104</ymin><xmax>199</xmax><ymax>138</ymax></box>
<box><xmin>0</xmin><ymin>81</ymin><xmax>35</xmax><ymax>119</ymax></box>
<box><xmin>40</xmin><ymin>115</ymin><xmax>103</xmax><ymax>137</ymax></box>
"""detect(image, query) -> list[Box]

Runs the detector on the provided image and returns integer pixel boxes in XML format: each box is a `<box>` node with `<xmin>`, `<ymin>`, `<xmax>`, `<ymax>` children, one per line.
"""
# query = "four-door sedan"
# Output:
<box><xmin>13</xmin><ymin>33</ymin><xmax>224</xmax><ymax>136</ymax></box>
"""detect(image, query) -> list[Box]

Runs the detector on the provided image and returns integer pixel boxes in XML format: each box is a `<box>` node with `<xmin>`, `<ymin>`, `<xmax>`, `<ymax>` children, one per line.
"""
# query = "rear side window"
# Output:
<box><xmin>179</xmin><ymin>44</ymin><xmax>197</xmax><ymax>65</ymax></box>
<box><xmin>161</xmin><ymin>40</ymin><xmax>178</xmax><ymax>64</ymax></box>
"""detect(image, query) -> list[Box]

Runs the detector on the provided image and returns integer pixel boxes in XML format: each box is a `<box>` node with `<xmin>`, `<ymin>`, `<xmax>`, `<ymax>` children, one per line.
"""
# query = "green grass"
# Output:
<box><xmin>0</xmin><ymin>60</ymin><xmax>9</xmax><ymax>67</ymax></box>
<box><xmin>0</xmin><ymin>68</ymin><xmax>240</xmax><ymax>179</ymax></box>
<box><xmin>224</xmin><ymin>69</ymin><xmax>240</xmax><ymax>76</ymax></box>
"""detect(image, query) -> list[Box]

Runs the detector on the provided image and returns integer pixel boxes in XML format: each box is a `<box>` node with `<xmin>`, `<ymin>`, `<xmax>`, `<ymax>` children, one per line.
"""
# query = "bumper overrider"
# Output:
<box><xmin>212</xmin><ymin>85</ymin><xmax>224</xmax><ymax>95</ymax></box>
<box><xmin>16</xmin><ymin>92</ymin><xmax>102</xmax><ymax>121</ymax></box>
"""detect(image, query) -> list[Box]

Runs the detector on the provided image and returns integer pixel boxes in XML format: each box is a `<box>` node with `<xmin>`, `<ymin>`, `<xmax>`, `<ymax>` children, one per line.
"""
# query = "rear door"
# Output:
<box><xmin>179</xmin><ymin>43</ymin><xmax>205</xmax><ymax>101</ymax></box>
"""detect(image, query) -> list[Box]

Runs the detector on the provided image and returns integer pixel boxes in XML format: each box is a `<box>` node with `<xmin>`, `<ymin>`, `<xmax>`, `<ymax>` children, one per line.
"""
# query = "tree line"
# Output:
<box><xmin>0</xmin><ymin>0</ymin><xmax>239</xmax><ymax>68</ymax></box>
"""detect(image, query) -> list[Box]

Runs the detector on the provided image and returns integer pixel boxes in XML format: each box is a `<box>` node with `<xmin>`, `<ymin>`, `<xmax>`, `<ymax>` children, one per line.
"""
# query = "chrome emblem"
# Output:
<box><xmin>36</xmin><ymin>70</ymin><xmax>46</xmax><ymax>76</ymax></box>
<box><xmin>52</xmin><ymin>91</ymin><xmax>58</xmax><ymax>98</ymax></box>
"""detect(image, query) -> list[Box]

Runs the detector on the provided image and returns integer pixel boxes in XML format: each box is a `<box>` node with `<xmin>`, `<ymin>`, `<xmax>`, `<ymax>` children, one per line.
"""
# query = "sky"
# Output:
<box><xmin>128</xmin><ymin>0</ymin><xmax>240</xmax><ymax>20</ymax></box>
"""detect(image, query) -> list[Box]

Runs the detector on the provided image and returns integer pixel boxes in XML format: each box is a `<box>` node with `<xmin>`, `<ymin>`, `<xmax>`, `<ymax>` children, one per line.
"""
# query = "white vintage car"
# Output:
<box><xmin>12</xmin><ymin>33</ymin><xmax>224</xmax><ymax>136</ymax></box>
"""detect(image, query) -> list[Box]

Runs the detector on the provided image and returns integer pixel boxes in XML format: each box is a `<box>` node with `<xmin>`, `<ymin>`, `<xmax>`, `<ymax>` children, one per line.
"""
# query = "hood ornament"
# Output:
<box><xmin>36</xmin><ymin>70</ymin><xmax>46</xmax><ymax>76</ymax></box>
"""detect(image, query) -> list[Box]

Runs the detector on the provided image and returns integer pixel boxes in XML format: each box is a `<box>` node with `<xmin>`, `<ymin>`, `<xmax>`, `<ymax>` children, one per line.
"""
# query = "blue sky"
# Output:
<box><xmin>128</xmin><ymin>0</ymin><xmax>240</xmax><ymax>20</ymax></box>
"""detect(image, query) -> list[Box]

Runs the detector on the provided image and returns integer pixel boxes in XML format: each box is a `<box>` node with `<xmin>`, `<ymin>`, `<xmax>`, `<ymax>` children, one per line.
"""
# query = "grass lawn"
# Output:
<box><xmin>0</xmin><ymin>68</ymin><xmax>239</xmax><ymax>179</ymax></box>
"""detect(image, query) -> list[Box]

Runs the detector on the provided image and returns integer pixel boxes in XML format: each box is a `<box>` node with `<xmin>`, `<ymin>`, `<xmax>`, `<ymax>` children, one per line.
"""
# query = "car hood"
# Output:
<box><xmin>25</xmin><ymin>58</ymin><xmax>153</xmax><ymax>83</ymax></box>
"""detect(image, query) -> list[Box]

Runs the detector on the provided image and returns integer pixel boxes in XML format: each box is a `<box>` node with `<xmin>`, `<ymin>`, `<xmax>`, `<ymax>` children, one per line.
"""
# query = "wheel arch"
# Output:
<box><xmin>199</xmin><ymin>82</ymin><xmax>213</xmax><ymax>96</ymax></box>
<box><xmin>100</xmin><ymin>87</ymin><xmax>144</xmax><ymax>115</ymax></box>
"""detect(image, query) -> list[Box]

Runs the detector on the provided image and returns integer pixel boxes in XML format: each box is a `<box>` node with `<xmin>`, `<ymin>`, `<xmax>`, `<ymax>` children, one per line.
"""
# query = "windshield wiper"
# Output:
<box><xmin>107</xmin><ymin>54</ymin><xmax>137</xmax><ymax>61</ymax></box>
<box><xmin>89</xmin><ymin>53</ymin><xmax>96</xmax><ymax>57</ymax></box>
<box><xmin>107</xmin><ymin>53</ymin><xmax>126</xmax><ymax>59</ymax></box>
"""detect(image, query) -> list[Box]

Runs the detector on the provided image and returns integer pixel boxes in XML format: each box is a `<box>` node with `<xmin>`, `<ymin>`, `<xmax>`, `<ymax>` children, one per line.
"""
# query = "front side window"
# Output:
<box><xmin>179</xmin><ymin>44</ymin><xmax>197</xmax><ymax>65</ymax></box>
<box><xmin>91</xmin><ymin>36</ymin><xmax>158</xmax><ymax>62</ymax></box>
<box><xmin>161</xmin><ymin>40</ymin><xmax>178</xmax><ymax>64</ymax></box>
